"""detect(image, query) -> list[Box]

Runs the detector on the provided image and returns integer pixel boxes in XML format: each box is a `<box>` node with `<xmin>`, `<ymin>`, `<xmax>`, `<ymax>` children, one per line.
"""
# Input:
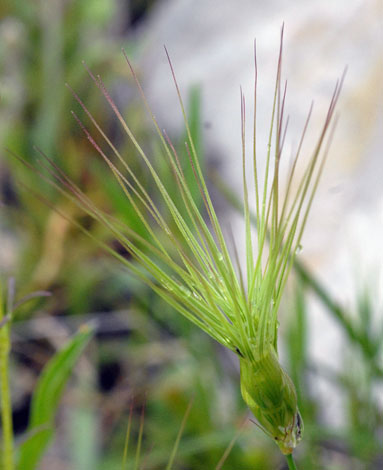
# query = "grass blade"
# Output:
<box><xmin>17</xmin><ymin>324</ymin><xmax>94</xmax><ymax>470</ymax></box>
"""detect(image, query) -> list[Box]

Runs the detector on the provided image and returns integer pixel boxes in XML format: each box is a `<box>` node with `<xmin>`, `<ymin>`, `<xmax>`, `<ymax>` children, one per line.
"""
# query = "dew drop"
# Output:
<box><xmin>295</xmin><ymin>244</ymin><xmax>303</xmax><ymax>255</ymax></box>
<box><xmin>181</xmin><ymin>287</ymin><xmax>192</xmax><ymax>298</ymax></box>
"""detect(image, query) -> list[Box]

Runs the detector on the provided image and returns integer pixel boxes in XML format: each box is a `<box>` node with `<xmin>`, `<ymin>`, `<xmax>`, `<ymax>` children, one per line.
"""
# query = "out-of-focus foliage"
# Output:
<box><xmin>0</xmin><ymin>1</ymin><xmax>381</xmax><ymax>469</ymax></box>
<box><xmin>1</xmin><ymin>0</ymin><xmax>160</xmax><ymax>307</ymax></box>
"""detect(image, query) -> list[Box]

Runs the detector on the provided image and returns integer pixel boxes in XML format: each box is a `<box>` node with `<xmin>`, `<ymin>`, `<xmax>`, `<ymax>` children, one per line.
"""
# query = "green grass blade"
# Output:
<box><xmin>17</xmin><ymin>324</ymin><xmax>94</xmax><ymax>470</ymax></box>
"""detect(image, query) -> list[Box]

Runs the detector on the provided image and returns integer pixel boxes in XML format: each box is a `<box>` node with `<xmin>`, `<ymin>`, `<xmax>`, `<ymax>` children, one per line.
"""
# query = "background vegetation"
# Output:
<box><xmin>0</xmin><ymin>1</ymin><xmax>381</xmax><ymax>469</ymax></box>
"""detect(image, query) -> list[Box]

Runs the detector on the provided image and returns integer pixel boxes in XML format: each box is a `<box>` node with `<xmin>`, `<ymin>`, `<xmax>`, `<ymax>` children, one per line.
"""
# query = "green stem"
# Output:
<box><xmin>286</xmin><ymin>453</ymin><xmax>298</xmax><ymax>470</ymax></box>
<box><xmin>0</xmin><ymin>281</ymin><xmax>15</xmax><ymax>470</ymax></box>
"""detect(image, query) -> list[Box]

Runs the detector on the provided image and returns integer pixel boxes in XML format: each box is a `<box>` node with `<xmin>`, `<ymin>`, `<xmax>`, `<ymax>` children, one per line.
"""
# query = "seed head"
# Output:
<box><xmin>23</xmin><ymin>26</ymin><xmax>343</xmax><ymax>454</ymax></box>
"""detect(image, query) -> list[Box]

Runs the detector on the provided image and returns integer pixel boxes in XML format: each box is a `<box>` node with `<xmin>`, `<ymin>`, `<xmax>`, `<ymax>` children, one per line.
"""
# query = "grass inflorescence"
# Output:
<box><xmin>15</xmin><ymin>25</ymin><xmax>343</xmax><ymax>461</ymax></box>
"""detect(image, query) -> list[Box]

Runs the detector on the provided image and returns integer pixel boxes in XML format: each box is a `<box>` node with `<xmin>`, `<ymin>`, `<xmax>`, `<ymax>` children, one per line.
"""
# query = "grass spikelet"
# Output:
<box><xmin>19</xmin><ymin>26</ymin><xmax>343</xmax><ymax>458</ymax></box>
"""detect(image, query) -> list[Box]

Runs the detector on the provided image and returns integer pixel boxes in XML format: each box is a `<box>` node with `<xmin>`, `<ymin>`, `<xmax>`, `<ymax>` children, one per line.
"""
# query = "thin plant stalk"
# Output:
<box><xmin>286</xmin><ymin>453</ymin><xmax>298</xmax><ymax>470</ymax></box>
<box><xmin>121</xmin><ymin>402</ymin><xmax>133</xmax><ymax>470</ymax></box>
<box><xmin>0</xmin><ymin>281</ymin><xmax>15</xmax><ymax>470</ymax></box>
<box><xmin>134</xmin><ymin>403</ymin><xmax>145</xmax><ymax>470</ymax></box>
<box><xmin>166</xmin><ymin>399</ymin><xmax>193</xmax><ymax>470</ymax></box>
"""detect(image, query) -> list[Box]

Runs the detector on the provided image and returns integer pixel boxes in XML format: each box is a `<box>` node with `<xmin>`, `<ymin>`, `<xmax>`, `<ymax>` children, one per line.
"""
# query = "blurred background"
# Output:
<box><xmin>0</xmin><ymin>1</ymin><xmax>382</xmax><ymax>469</ymax></box>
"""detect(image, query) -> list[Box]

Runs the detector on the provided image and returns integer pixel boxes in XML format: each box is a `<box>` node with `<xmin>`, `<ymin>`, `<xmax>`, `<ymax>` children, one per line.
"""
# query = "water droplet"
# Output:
<box><xmin>295</xmin><ymin>244</ymin><xmax>303</xmax><ymax>255</ymax></box>
<box><xmin>180</xmin><ymin>286</ymin><xmax>192</xmax><ymax>298</ymax></box>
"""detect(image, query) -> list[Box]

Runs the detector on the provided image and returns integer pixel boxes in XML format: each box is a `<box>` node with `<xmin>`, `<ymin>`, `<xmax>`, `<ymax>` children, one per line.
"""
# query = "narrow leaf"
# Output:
<box><xmin>17</xmin><ymin>324</ymin><xmax>94</xmax><ymax>470</ymax></box>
